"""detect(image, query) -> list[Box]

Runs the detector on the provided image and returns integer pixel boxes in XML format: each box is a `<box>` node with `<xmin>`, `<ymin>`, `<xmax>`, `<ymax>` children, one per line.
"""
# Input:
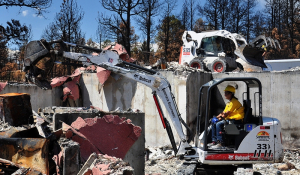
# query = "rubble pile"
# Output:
<box><xmin>147</xmin><ymin>61</ymin><xmax>207</xmax><ymax>78</ymax></box>
<box><xmin>145</xmin><ymin>146</ymin><xmax>184</xmax><ymax>175</ymax></box>
<box><xmin>149</xmin><ymin>61</ymin><xmax>244</xmax><ymax>75</ymax></box>
<box><xmin>0</xmin><ymin>120</ymin><xmax>11</xmax><ymax>131</ymax></box>
<box><xmin>78</xmin><ymin>153</ymin><xmax>134</xmax><ymax>175</ymax></box>
<box><xmin>252</xmin><ymin>149</ymin><xmax>300</xmax><ymax>175</ymax></box>
<box><xmin>280</xmin><ymin>66</ymin><xmax>300</xmax><ymax>72</ymax></box>
<box><xmin>145</xmin><ymin>146</ymin><xmax>300</xmax><ymax>175</ymax></box>
<box><xmin>166</xmin><ymin>62</ymin><xmax>204</xmax><ymax>73</ymax></box>
<box><xmin>0</xmin><ymin>93</ymin><xmax>141</xmax><ymax>175</ymax></box>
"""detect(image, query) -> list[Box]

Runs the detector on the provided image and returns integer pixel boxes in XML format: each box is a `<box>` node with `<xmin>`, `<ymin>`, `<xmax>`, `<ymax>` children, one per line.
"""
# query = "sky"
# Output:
<box><xmin>1</xmin><ymin>0</ymin><xmax>266</xmax><ymax>49</ymax></box>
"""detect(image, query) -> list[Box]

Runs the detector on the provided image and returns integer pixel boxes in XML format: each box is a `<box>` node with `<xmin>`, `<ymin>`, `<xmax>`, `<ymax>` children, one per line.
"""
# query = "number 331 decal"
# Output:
<box><xmin>257</xmin><ymin>144</ymin><xmax>270</xmax><ymax>149</ymax></box>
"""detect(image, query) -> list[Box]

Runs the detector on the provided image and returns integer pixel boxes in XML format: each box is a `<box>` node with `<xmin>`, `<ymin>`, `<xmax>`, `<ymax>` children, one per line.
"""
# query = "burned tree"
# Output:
<box><xmin>100</xmin><ymin>0</ymin><xmax>144</xmax><ymax>57</ymax></box>
<box><xmin>242</xmin><ymin>0</ymin><xmax>257</xmax><ymax>42</ymax></box>
<box><xmin>158</xmin><ymin>0</ymin><xmax>177</xmax><ymax>59</ymax></box>
<box><xmin>218</xmin><ymin>0</ymin><xmax>230</xmax><ymax>30</ymax></box>
<box><xmin>179</xmin><ymin>0</ymin><xmax>190</xmax><ymax>30</ymax></box>
<box><xmin>41</xmin><ymin>0</ymin><xmax>85</xmax><ymax>75</ymax></box>
<box><xmin>189</xmin><ymin>0</ymin><xmax>197</xmax><ymax>30</ymax></box>
<box><xmin>0</xmin><ymin>19</ymin><xmax>32</xmax><ymax>46</ymax></box>
<box><xmin>54</xmin><ymin>0</ymin><xmax>85</xmax><ymax>44</ymax></box>
<box><xmin>41</xmin><ymin>22</ymin><xmax>60</xmax><ymax>42</ymax></box>
<box><xmin>198</xmin><ymin>0</ymin><xmax>219</xmax><ymax>30</ymax></box>
<box><xmin>0</xmin><ymin>0</ymin><xmax>51</xmax><ymax>16</ymax></box>
<box><xmin>193</xmin><ymin>18</ymin><xmax>206</xmax><ymax>32</ymax></box>
<box><xmin>42</xmin><ymin>0</ymin><xmax>85</xmax><ymax>44</ymax></box>
<box><xmin>264</xmin><ymin>0</ymin><xmax>300</xmax><ymax>57</ymax></box>
<box><xmin>0</xmin><ymin>0</ymin><xmax>46</xmax><ymax>44</ymax></box>
<box><xmin>136</xmin><ymin>0</ymin><xmax>160</xmax><ymax>63</ymax></box>
<box><xmin>155</xmin><ymin>15</ymin><xmax>184</xmax><ymax>62</ymax></box>
<box><xmin>95</xmin><ymin>22</ymin><xmax>108</xmax><ymax>49</ymax></box>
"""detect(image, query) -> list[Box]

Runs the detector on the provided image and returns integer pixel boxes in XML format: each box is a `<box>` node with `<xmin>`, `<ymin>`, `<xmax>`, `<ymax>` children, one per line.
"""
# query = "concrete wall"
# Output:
<box><xmin>212</xmin><ymin>71</ymin><xmax>300</xmax><ymax>148</ymax></box>
<box><xmin>80</xmin><ymin>71</ymin><xmax>212</xmax><ymax>147</ymax></box>
<box><xmin>3</xmin><ymin>70</ymin><xmax>299</xmax><ymax>149</ymax></box>
<box><xmin>113</xmin><ymin>112</ymin><xmax>145</xmax><ymax>175</ymax></box>
<box><xmin>0</xmin><ymin>83</ymin><xmax>62</xmax><ymax>111</ymax></box>
<box><xmin>186</xmin><ymin>72</ymin><xmax>212</xmax><ymax>137</ymax></box>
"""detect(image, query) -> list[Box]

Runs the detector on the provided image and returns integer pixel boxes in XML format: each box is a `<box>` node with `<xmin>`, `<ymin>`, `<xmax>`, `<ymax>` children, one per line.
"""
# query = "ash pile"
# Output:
<box><xmin>0</xmin><ymin>93</ymin><xmax>142</xmax><ymax>175</ymax></box>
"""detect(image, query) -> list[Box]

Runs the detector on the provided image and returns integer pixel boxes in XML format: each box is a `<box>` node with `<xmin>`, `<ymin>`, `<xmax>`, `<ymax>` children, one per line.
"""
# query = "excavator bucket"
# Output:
<box><xmin>237</xmin><ymin>35</ymin><xmax>282</xmax><ymax>70</ymax></box>
<box><xmin>239</xmin><ymin>45</ymin><xmax>267</xmax><ymax>68</ymax></box>
<box><xmin>24</xmin><ymin>40</ymin><xmax>49</xmax><ymax>67</ymax></box>
<box><xmin>24</xmin><ymin>40</ymin><xmax>53</xmax><ymax>89</ymax></box>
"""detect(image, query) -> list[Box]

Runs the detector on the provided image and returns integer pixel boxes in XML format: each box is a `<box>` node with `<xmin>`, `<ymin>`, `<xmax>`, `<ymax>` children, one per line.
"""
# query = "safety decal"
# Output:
<box><xmin>183</xmin><ymin>48</ymin><xmax>190</xmax><ymax>55</ymax></box>
<box><xmin>256</xmin><ymin>131</ymin><xmax>270</xmax><ymax>141</ymax></box>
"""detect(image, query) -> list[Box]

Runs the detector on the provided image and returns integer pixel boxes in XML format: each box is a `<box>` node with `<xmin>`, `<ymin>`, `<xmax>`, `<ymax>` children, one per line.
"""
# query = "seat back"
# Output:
<box><xmin>243</xmin><ymin>100</ymin><xmax>252</xmax><ymax>123</ymax></box>
<box><xmin>224</xmin><ymin>124</ymin><xmax>240</xmax><ymax>135</ymax></box>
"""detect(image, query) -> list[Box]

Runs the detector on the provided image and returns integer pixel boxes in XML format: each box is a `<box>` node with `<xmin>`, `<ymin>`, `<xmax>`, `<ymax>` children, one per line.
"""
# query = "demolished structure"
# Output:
<box><xmin>1</xmin><ymin>34</ymin><xmax>297</xmax><ymax>174</ymax></box>
<box><xmin>0</xmin><ymin>93</ymin><xmax>143</xmax><ymax>174</ymax></box>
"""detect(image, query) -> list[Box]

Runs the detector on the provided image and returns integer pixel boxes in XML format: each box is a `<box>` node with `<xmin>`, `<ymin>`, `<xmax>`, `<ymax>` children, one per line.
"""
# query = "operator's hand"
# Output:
<box><xmin>217</xmin><ymin>114</ymin><xmax>222</xmax><ymax>121</ymax></box>
<box><xmin>217</xmin><ymin>115</ymin><xmax>223</xmax><ymax>121</ymax></box>
<box><xmin>223</xmin><ymin>111</ymin><xmax>230</xmax><ymax>118</ymax></box>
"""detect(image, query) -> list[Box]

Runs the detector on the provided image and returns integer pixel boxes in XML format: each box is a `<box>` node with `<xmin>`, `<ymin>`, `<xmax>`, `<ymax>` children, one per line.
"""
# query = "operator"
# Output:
<box><xmin>262</xmin><ymin>44</ymin><xmax>267</xmax><ymax>57</ymax></box>
<box><xmin>208</xmin><ymin>85</ymin><xmax>244</xmax><ymax>149</ymax></box>
<box><xmin>214</xmin><ymin>36</ymin><xmax>222</xmax><ymax>52</ymax></box>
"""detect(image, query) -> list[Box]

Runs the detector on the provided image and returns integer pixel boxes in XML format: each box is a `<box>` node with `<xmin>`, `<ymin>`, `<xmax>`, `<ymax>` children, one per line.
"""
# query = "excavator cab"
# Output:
<box><xmin>196</xmin><ymin>77</ymin><xmax>263</xmax><ymax>151</ymax></box>
<box><xmin>179</xmin><ymin>77</ymin><xmax>283</xmax><ymax>173</ymax></box>
<box><xmin>185</xmin><ymin>77</ymin><xmax>283</xmax><ymax>170</ymax></box>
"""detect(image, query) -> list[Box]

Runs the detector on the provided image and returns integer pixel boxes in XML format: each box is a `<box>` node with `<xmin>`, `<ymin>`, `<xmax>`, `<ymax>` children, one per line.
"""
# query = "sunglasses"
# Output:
<box><xmin>224</xmin><ymin>91</ymin><xmax>231</xmax><ymax>95</ymax></box>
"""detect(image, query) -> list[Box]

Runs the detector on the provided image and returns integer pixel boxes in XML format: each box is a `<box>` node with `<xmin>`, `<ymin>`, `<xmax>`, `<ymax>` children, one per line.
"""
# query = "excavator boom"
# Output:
<box><xmin>24</xmin><ymin>40</ymin><xmax>192</xmax><ymax>155</ymax></box>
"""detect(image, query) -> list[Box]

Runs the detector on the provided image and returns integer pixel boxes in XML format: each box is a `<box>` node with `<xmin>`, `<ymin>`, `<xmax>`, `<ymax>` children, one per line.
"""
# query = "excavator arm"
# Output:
<box><xmin>24</xmin><ymin>40</ymin><xmax>192</xmax><ymax>155</ymax></box>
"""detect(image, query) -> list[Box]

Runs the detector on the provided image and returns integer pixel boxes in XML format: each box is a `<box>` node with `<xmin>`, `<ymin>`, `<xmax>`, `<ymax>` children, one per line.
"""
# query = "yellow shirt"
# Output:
<box><xmin>223</xmin><ymin>98</ymin><xmax>244</xmax><ymax>121</ymax></box>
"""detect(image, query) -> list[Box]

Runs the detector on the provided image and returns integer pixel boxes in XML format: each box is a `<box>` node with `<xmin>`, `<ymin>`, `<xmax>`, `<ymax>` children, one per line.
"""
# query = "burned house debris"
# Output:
<box><xmin>0</xmin><ymin>93</ymin><xmax>143</xmax><ymax>175</ymax></box>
